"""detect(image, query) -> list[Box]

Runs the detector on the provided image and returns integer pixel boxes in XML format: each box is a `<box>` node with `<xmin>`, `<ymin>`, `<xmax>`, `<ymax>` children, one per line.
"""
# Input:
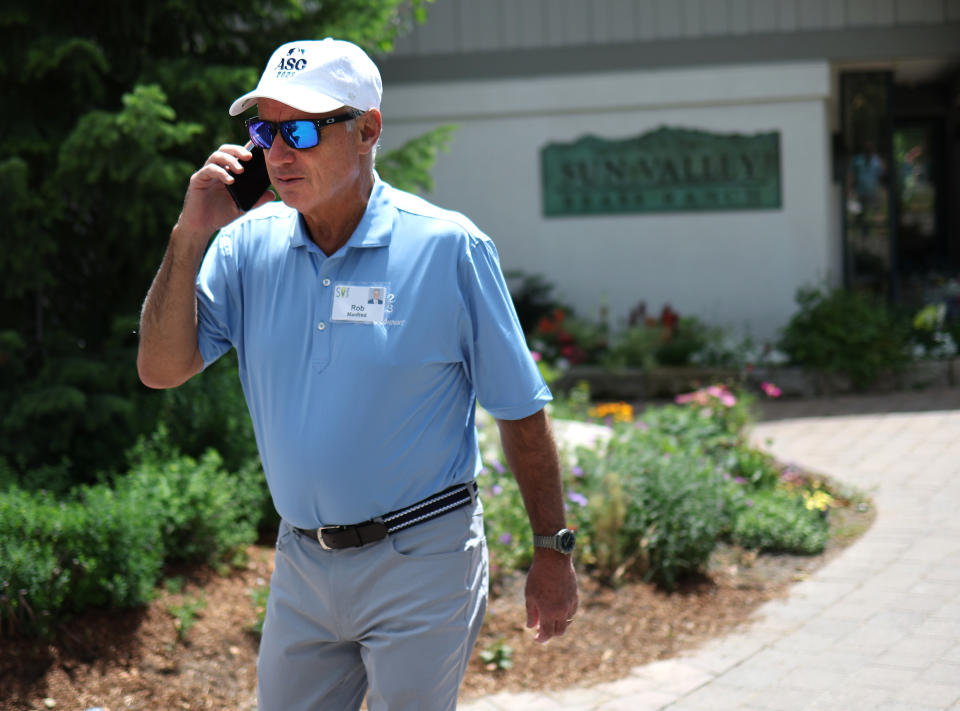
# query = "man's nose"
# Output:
<box><xmin>266</xmin><ymin>136</ymin><xmax>295</xmax><ymax>164</ymax></box>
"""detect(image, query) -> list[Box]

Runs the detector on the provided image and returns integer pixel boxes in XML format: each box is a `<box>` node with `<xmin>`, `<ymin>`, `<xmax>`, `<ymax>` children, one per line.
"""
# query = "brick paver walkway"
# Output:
<box><xmin>461</xmin><ymin>389</ymin><xmax>960</xmax><ymax>711</ymax></box>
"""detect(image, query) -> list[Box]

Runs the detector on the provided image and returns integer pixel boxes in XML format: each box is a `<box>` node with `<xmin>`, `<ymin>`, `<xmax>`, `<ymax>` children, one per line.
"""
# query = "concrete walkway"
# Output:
<box><xmin>461</xmin><ymin>389</ymin><xmax>960</xmax><ymax>711</ymax></box>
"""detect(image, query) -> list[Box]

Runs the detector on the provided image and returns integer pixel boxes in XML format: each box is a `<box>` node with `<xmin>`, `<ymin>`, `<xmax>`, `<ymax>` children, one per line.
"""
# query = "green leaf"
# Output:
<box><xmin>378</xmin><ymin>125</ymin><xmax>457</xmax><ymax>194</ymax></box>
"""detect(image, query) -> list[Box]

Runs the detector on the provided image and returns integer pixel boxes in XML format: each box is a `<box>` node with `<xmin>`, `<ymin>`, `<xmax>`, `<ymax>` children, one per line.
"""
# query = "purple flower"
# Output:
<box><xmin>490</xmin><ymin>459</ymin><xmax>506</xmax><ymax>474</ymax></box>
<box><xmin>567</xmin><ymin>491</ymin><xmax>588</xmax><ymax>507</ymax></box>
<box><xmin>746</xmin><ymin>499</ymin><xmax>754</xmax><ymax>507</ymax></box>
<box><xmin>735</xmin><ymin>476</ymin><xmax>746</xmax><ymax>485</ymax></box>
<box><xmin>499</xmin><ymin>533</ymin><xmax>513</xmax><ymax>545</ymax></box>
<box><xmin>491</xmin><ymin>484</ymin><xmax>503</xmax><ymax>496</ymax></box>
<box><xmin>571</xmin><ymin>465</ymin><xmax>584</xmax><ymax>478</ymax></box>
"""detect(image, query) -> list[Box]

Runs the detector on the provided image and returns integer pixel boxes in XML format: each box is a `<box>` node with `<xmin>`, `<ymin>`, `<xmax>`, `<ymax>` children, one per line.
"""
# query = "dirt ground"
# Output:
<box><xmin>0</xmin><ymin>504</ymin><xmax>872</xmax><ymax>711</ymax></box>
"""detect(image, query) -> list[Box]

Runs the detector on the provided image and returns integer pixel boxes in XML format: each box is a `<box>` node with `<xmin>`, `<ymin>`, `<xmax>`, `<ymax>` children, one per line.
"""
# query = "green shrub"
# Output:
<box><xmin>121</xmin><ymin>430</ymin><xmax>267</xmax><ymax>565</ymax></box>
<box><xmin>602</xmin><ymin>315</ymin><xmax>711</xmax><ymax>369</ymax></box>
<box><xmin>731</xmin><ymin>488</ymin><xmax>829</xmax><ymax>554</ymax></box>
<box><xmin>780</xmin><ymin>286</ymin><xmax>911</xmax><ymax>388</ymax></box>
<box><xmin>0</xmin><ymin>425</ymin><xmax>271</xmax><ymax>638</ymax></box>
<box><xmin>0</xmin><ymin>485</ymin><xmax>164</xmax><ymax>636</ymax></box>
<box><xmin>602</xmin><ymin>325</ymin><xmax>664</xmax><ymax>369</ymax></box>
<box><xmin>640</xmin><ymin>388</ymin><xmax>757</xmax><ymax>458</ymax></box>
<box><xmin>576</xmin><ymin>426</ymin><xmax>728</xmax><ymax>590</ymax></box>
<box><xmin>0</xmin><ymin>321</ymin><xmax>161</xmax><ymax>494</ymax></box>
<box><xmin>154</xmin><ymin>352</ymin><xmax>260</xmax><ymax>473</ymax></box>
<box><xmin>655</xmin><ymin>316</ymin><xmax>711</xmax><ymax>366</ymax></box>
<box><xmin>722</xmin><ymin>445</ymin><xmax>781</xmax><ymax>490</ymax></box>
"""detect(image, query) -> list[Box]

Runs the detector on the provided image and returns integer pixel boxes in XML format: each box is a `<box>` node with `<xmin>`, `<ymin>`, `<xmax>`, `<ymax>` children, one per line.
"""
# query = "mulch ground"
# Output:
<box><xmin>0</xmin><ymin>504</ymin><xmax>873</xmax><ymax>711</ymax></box>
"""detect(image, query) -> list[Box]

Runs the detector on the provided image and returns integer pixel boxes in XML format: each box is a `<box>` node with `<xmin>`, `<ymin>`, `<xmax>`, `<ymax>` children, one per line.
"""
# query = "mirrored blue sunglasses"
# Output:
<box><xmin>244</xmin><ymin>112</ymin><xmax>360</xmax><ymax>150</ymax></box>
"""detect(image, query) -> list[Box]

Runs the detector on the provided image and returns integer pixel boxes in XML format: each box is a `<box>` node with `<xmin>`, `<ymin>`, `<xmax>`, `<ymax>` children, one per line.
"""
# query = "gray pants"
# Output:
<box><xmin>257</xmin><ymin>498</ymin><xmax>489</xmax><ymax>711</ymax></box>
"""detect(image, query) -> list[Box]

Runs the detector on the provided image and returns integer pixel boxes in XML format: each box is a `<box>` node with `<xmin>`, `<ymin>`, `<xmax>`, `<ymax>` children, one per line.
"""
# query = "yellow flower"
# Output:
<box><xmin>803</xmin><ymin>490</ymin><xmax>834</xmax><ymax>512</ymax></box>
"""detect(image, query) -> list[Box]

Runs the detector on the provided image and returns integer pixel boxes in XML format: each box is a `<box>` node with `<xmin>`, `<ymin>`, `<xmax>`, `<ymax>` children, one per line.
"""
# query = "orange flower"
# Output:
<box><xmin>588</xmin><ymin>402</ymin><xmax>634</xmax><ymax>422</ymax></box>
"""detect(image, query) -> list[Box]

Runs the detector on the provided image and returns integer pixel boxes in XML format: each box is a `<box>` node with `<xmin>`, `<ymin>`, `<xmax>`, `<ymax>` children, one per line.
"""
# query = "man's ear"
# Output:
<box><xmin>357</xmin><ymin>109</ymin><xmax>382</xmax><ymax>155</ymax></box>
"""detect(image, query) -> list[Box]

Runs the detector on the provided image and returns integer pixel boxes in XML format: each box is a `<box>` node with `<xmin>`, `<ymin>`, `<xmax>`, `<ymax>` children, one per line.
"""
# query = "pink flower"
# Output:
<box><xmin>531</xmin><ymin>350</ymin><xmax>542</xmax><ymax>362</ymax></box>
<box><xmin>707</xmin><ymin>385</ymin><xmax>737</xmax><ymax>407</ymax></box>
<box><xmin>676</xmin><ymin>391</ymin><xmax>709</xmax><ymax>406</ymax></box>
<box><xmin>761</xmin><ymin>381</ymin><xmax>782</xmax><ymax>398</ymax></box>
<box><xmin>677</xmin><ymin>384</ymin><xmax>736</xmax><ymax>408</ymax></box>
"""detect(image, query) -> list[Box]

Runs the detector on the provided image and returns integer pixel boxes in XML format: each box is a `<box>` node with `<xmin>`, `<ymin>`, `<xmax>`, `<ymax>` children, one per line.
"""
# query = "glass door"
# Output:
<box><xmin>841</xmin><ymin>72</ymin><xmax>896</xmax><ymax>299</ymax></box>
<box><xmin>894</xmin><ymin>120</ymin><xmax>945</xmax><ymax>306</ymax></box>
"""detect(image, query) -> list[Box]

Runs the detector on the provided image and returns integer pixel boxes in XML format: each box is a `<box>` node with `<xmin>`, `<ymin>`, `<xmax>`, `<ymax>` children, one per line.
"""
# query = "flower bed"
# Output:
<box><xmin>478</xmin><ymin>383</ymin><xmax>857</xmax><ymax>591</ymax></box>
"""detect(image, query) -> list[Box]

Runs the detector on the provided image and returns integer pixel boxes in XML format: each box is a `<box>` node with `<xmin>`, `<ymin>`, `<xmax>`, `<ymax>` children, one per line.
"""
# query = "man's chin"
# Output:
<box><xmin>272</xmin><ymin>184</ymin><xmax>306</xmax><ymax>209</ymax></box>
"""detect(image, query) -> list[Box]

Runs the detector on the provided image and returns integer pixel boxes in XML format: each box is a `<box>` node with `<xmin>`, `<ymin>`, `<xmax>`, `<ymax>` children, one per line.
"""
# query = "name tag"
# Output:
<box><xmin>331</xmin><ymin>283</ymin><xmax>388</xmax><ymax>324</ymax></box>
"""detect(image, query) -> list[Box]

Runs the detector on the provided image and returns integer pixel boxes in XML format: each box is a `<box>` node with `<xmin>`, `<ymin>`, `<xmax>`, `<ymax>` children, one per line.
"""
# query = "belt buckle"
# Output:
<box><xmin>316</xmin><ymin>526</ymin><xmax>343</xmax><ymax>551</ymax></box>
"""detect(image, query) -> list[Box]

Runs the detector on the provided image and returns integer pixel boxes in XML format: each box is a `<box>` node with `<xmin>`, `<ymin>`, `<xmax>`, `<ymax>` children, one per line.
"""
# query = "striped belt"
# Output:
<box><xmin>295</xmin><ymin>481</ymin><xmax>478</xmax><ymax>550</ymax></box>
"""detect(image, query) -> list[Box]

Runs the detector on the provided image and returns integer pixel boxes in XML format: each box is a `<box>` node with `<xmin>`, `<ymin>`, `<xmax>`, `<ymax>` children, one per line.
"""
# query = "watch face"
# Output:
<box><xmin>558</xmin><ymin>529</ymin><xmax>576</xmax><ymax>554</ymax></box>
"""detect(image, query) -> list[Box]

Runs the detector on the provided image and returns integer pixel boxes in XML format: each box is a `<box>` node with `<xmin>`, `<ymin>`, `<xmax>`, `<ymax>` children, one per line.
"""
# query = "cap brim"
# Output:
<box><xmin>228</xmin><ymin>86</ymin><xmax>346</xmax><ymax>116</ymax></box>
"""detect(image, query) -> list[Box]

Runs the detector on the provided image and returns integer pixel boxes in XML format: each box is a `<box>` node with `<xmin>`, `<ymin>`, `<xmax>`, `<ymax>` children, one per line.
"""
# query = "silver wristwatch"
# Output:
<box><xmin>533</xmin><ymin>528</ymin><xmax>576</xmax><ymax>554</ymax></box>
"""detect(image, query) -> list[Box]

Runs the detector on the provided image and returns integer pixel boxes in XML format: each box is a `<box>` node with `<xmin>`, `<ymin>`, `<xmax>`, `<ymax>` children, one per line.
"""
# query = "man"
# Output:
<box><xmin>136</xmin><ymin>38</ymin><xmax>578</xmax><ymax>711</ymax></box>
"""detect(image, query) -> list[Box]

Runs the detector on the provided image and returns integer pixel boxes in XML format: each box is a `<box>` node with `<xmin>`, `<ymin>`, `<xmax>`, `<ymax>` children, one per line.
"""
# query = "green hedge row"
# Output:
<box><xmin>0</xmin><ymin>431</ymin><xmax>268</xmax><ymax>637</ymax></box>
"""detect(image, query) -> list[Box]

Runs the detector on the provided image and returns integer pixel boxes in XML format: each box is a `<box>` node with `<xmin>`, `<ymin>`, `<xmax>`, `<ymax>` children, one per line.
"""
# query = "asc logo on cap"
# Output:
<box><xmin>275</xmin><ymin>47</ymin><xmax>307</xmax><ymax>78</ymax></box>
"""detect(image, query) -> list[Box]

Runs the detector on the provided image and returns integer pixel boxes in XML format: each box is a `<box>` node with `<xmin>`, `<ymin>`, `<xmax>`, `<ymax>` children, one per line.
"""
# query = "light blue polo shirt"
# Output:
<box><xmin>195</xmin><ymin>177</ymin><xmax>551</xmax><ymax>528</ymax></box>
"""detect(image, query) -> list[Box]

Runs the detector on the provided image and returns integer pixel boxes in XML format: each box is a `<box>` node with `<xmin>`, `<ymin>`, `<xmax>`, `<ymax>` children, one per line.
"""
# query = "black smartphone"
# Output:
<box><xmin>226</xmin><ymin>146</ymin><xmax>271</xmax><ymax>211</ymax></box>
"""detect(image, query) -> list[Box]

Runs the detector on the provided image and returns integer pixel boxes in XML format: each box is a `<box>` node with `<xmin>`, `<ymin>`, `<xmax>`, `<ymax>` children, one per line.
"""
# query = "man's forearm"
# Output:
<box><xmin>496</xmin><ymin>407</ymin><xmax>579</xmax><ymax>643</ymax></box>
<box><xmin>137</xmin><ymin>225</ymin><xmax>209</xmax><ymax>389</ymax></box>
<box><xmin>496</xmin><ymin>408</ymin><xmax>566</xmax><ymax>535</ymax></box>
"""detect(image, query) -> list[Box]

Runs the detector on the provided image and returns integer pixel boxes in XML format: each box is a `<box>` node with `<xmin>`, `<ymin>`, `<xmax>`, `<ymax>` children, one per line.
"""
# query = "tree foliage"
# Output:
<box><xmin>0</xmin><ymin>1</ymin><xmax>438</xmax><ymax>488</ymax></box>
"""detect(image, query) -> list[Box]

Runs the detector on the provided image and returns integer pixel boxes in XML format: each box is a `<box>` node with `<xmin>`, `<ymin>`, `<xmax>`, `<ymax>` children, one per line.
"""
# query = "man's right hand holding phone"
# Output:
<box><xmin>176</xmin><ymin>143</ymin><xmax>274</xmax><ymax>245</ymax></box>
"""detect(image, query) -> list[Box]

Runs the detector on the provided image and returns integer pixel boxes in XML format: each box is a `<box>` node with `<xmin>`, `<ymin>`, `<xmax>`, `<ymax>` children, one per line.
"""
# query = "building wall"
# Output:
<box><xmin>392</xmin><ymin>0</ymin><xmax>960</xmax><ymax>56</ymax></box>
<box><xmin>380</xmin><ymin>61</ymin><xmax>835</xmax><ymax>340</ymax></box>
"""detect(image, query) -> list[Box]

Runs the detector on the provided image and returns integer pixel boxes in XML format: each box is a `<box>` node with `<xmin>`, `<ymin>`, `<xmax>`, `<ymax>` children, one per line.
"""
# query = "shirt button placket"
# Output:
<box><xmin>313</xmin><ymin>273</ymin><xmax>334</xmax><ymax>372</ymax></box>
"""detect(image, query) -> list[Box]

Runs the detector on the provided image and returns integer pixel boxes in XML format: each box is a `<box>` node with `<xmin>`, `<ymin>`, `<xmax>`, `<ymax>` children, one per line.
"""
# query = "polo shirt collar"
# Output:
<box><xmin>288</xmin><ymin>174</ymin><xmax>393</xmax><ymax>254</ymax></box>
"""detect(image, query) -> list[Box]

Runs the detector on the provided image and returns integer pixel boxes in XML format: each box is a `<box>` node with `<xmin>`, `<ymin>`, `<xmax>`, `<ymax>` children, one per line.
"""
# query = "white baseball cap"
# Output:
<box><xmin>228</xmin><ymin>38</ymin><xmax>382</xmax><ymax>117</ymax></box>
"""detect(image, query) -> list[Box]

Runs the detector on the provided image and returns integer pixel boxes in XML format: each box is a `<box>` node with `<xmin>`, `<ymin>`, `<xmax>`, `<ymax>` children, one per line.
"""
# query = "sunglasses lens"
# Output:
<box><xmin>247</xmin><ymin>120</ymin><xmax>275</xmax><ymax>149</ymax></box>
<box><xmin>282</xmin><ymin>121</ymin><xmax>321</xmax><ymax>149</ymax></box>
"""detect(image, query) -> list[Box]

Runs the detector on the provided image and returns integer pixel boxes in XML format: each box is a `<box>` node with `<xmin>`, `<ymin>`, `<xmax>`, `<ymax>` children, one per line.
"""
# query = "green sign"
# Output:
<box><xmin>541</xmin><ymin>126</ymin><xmax>781</xmax><ymax>216</ymax></box>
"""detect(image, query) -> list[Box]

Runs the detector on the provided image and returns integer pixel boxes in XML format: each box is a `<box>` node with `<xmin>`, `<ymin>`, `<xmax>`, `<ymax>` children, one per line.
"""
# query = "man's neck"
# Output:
<box><xmin>302</xmin><ymin>173</ymin><xmax>375</xmax><ymax>256</ymax></box>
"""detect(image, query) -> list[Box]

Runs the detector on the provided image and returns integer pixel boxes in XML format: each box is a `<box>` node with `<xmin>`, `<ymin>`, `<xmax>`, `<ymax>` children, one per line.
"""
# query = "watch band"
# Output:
<box><xmin>533</xmin><ymin>528</ymin><xmax>576</xmax><ymax>554</ymax></box>
<box><xmin>533</xmin><ymin>534</ymin><xmax>558</xmax><ymax>550</ymax></box>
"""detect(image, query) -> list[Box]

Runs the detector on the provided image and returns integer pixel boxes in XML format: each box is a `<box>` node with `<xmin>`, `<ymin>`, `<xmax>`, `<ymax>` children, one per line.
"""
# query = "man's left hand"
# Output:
<box><xmin>524</xmin><ymin>549</ymin><xmax>579</xmax><ymax>643</ymax></box>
